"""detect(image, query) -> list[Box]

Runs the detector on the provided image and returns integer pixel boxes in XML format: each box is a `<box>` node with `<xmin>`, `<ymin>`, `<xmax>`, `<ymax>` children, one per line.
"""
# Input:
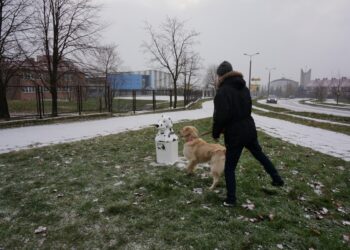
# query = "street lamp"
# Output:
<box><xmin>266</xmin><ymin>67</ymin><xmax>276</xmax><ymax>96</ymax></box>
<box><xmin>244</xmin><ymin>52</ymin><xmax>260</xmax><ymax>91</ymax></box>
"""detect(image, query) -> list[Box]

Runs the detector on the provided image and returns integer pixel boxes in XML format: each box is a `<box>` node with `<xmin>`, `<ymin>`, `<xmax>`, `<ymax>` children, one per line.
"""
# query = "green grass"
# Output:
<box><xmin>8</xmin><ymin>98</ymin><xmax>109</xmax><ymax>114</ymax></box>
<box><xmin>7</xmin><ymin>98</ymin><xmax>182</xmax><ymax>116</ymax></box>
<box><xmin>0</xmin><ymin>118</ymin><xmax>349</xmax><ymax>249</ymax></box>
<box><xmin>0</xmin><ymin>113</ymin><xmax>113</xmax><ymax>129</ymax></box>
<box><xmin>8</xmin><ymin>98</ymin><xmax>171</xmax><ymax>115</ymax></box>
<box><xmin>112</xmin><ymin>98</ymin><xmax>169</xmax><ymax>113</ymax></box>
<box><xmin>1</xmin><ymin>98</ymin><xmax>209</xmax><ymax>129</ymax></box>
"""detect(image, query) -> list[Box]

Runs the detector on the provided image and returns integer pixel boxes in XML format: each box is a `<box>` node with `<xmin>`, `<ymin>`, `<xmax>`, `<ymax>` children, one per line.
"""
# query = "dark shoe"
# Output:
<box><xmin>271</xmin><ymin>179</ymin><xmax>284</xmax><ymax>187</ymax></box>
<box><xmin>223</xmin><ymin>199</ymin><xmax>236</xmax><ymax>207</ymax></box>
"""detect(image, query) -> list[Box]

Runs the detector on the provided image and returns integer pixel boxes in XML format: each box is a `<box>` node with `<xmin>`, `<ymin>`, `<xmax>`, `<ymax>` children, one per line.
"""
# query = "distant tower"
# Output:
<box><xmin>300</xmin><ymin>68</ymin><xmax>311</xmax><ymax>87</ymax></box>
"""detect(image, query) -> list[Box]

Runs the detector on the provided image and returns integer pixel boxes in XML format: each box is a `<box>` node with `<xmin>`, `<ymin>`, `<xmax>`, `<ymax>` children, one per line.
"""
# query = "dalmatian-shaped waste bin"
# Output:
<box><xmin>155</xmin><ymin>115</ymin><xmax>178</xmax><ymax>164</ymax></box>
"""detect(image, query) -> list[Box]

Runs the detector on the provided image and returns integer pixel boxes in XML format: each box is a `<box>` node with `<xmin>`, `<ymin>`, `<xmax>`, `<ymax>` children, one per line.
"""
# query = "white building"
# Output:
<box><xmin>269</xmin><ymin>78</ymin><xmax>299</xmax><ymax>97</ymax></box>
<box><xmin>134</xmin><ymin>70</ymin><xmax>173</xmax><ymax>90</ymax></box>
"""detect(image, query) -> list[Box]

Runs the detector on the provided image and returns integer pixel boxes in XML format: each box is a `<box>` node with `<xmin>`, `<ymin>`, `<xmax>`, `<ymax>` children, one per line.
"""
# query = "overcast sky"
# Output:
<box><xmin>95</xmin><ymin>0</ymin><xmax>350</xmax><ymax>85</ymax></box>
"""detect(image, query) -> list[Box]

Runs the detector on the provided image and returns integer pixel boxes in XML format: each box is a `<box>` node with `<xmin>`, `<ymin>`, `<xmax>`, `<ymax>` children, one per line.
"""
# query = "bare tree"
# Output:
<box><xmin>330</xmin><ymin>77</ymin><xmax>343</xmax><ymax>105</ymax></box>
<box><xmin>142</xmin><ymin>16</ymin><xmax>199</xmax><ymax>108</ymax></box>
<box><xmin>32</xmin><ymin>0</ymin><xmax>101</xmax><ymax>116</ymax></box>
<box><xmin>0</xmin><ymin>0</ymin><xmax>32</xmax><ymax>119</ymax></box>
<box><xmin>313</xmin><ymin>80</ymin><xmax>327</xmax><ymax>102</ymax></box>
<box><xmin>89</xmin><ymin>43</ymin><xmax>122</xmax><ymax>108</ymax></box>
<box><xmin>203</xmin><ymin>64</ymin><xmax>218</xmax><ymax>92</ymax></box>
<box><xmin>182</xmin><ymin>52</ymin><xmax>201</xmax><ymax>105</ymax></box>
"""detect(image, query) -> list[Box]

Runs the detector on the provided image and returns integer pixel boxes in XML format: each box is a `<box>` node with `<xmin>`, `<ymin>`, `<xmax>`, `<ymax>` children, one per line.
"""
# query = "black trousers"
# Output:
<box><xmin>224</xmin><ymin>138</ymin><xmax>280</xmax><ymax>202</ymax></box>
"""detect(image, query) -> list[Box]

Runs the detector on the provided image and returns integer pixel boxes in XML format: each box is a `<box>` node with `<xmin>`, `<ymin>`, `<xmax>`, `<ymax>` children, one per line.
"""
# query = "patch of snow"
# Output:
<box><xmin>1</xmin><ymin>101</ymin><xmax>349</xmax><ymax>162</ymax></box>
<box><xmin>254</xmin><ymin>114</ymin><xmax>350</xmax><ymax>161</ymax></box>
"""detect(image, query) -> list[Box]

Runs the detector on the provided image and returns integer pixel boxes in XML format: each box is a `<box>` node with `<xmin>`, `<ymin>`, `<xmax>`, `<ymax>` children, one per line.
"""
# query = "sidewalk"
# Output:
<box><xmin>0</xmin><ymin>101</ymin><xmax>349</xmax><ymax>161</ymax></box>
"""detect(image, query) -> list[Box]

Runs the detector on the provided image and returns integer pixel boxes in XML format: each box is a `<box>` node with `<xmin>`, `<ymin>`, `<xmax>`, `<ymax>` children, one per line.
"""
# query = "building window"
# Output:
<box><xmin>22</xmin><ymin>86</ymin><xmax>35</xmax><ymax>93</ymax></box>
<box><xmin>23</xmin><ymin>72</ymin><xmax>33</xmax><ymax>80</ymax></box>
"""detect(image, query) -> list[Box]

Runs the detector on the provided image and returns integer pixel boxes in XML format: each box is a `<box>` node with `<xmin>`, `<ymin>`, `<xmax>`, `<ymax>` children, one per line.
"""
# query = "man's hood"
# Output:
<box><xmin>217</xmin><ymin>71</ymin><xmax>245</xmax><ymax>89</ymax></box>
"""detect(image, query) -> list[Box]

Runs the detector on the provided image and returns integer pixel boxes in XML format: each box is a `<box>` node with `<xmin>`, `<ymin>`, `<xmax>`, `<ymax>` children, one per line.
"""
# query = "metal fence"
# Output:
<box><xmin>3</xmin><ymin>85</ymin><xmax>208</xmax><ymax>120</ymax></box>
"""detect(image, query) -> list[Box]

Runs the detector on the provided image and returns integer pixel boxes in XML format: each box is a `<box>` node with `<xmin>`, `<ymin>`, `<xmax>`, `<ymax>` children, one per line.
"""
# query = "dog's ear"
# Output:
<box><xmin>192</xmin><ymin>127</ymin><xmax>199</xmax><ymax>137</ymax></box>
<box><xmin>180</xmin><ymin>126</ymin><xmax>189</xmax><ymax>136</ymax></box>
<box><xmin>179</xmin><ymin>126</ymin><xmax>186</xmax><ymax>135</ymax></box>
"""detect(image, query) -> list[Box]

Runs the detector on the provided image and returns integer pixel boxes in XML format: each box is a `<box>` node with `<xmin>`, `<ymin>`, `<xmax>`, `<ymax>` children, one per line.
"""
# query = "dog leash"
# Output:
<box><xmin>199</xmin><ymin>131</ymin><xmax>211</xmax><ymax>137</ymax></box>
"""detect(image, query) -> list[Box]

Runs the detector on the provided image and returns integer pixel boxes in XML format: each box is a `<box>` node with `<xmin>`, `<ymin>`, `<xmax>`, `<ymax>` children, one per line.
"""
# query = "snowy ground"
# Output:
<box><xmin>304</xmin><ymin>99</ymin><xmax>350</xmax><ymax>110</ymax></box>
<box><xmin>319</xmin><ymin>99</ymin><xmax>350</xmax><ymax>106</ymax></box>
<box><xmin>259</xmin><ymin>98</ymin><xmax>350</xmax><ymax>117</ymax></box>
<box><xmin>0</xmin><ymin>101</ymin><xmax>349</xmax><ymax>161</ymax></box>
<box><xmin>253</xmin><ymin>115</ymin><xmax>350</xmax><ymax>161</ymax></box>
<box><xmin>252</xmin><ymin>105</ymin><xmax>350</xmax><ymax>127</ymax></box>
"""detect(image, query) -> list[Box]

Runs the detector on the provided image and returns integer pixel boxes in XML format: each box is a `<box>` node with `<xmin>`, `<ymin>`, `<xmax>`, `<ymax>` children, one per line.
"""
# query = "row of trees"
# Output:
<box><xmin>0</xmin><ymin>0</ymin><xmax>121</xmax><ymax>119</ymax></box>
<box><xmin>0</xmin><ymin>0</ymin><xmax>206</xmax><ymax>119</ymax></box>
<box><xmin>311</xmin><ymin>77</ymin><xmax>346</xmax><ymax>103</ymax></box>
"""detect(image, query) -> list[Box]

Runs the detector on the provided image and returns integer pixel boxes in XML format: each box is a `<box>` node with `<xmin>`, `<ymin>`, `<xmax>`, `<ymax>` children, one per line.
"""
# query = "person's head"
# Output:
<box><xmin>216</xmin><ymin>61</ymin><xmax>233</xmax><ymax>76</ymax></box>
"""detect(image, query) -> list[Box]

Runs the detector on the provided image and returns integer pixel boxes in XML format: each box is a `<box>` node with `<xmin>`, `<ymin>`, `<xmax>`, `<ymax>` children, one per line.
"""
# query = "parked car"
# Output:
<box><xmin>266</xmin><ymin>95</ymin><xmax>278</xmax><ymax>104</ymax></box>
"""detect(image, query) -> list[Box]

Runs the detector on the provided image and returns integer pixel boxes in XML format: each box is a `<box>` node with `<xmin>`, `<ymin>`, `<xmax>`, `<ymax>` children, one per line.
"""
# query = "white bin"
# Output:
<box><xmin>155</xmin><ymin>140</ymin><xmax>178</xmax><ymax>165</ymax></box>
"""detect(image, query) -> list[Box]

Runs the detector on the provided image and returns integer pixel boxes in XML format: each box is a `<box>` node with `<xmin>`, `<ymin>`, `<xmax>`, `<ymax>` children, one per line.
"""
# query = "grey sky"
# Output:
<box><xmin>96</xmin><ymin>0</ymin><xmax>350</xmax><ymax>86</ymax></box>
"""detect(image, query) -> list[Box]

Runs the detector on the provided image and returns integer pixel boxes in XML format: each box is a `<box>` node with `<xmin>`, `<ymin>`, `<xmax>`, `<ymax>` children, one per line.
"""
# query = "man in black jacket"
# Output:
<box><xmin>212</xmin><ymin>61</ymin><xmax>284</xmax><ymax>207</ymax></box>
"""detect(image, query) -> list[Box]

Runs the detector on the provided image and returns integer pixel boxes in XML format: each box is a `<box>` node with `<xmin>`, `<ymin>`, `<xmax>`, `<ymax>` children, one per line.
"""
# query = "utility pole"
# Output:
<box><xmin>266</xmin><ymin>67</ymin><xmax>276</xmax><ymax>96</ymax></box>
<box><xmin>244</xmin><ymin>52</ymin><xmax>259</xmax><ymax>91</ymax></box>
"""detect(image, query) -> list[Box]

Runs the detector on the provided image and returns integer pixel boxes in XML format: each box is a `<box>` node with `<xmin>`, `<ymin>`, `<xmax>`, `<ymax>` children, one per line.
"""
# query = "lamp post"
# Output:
<box><xmin>266</xmin><ymin>67</ymin><xmax>276</xmax><ymax>96</ymax></box>
<box><xmin>244</xmin><ymin>52</ymin><xmax>259</xmax><ymax>91</ymax></box>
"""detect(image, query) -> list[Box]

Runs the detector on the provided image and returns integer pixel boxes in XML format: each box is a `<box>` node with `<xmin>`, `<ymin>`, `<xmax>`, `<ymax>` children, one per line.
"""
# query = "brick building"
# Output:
<box><xmin>7</xmin><ymin>56</ymin><xmax>85</xmax><ymax>101</ymax></box>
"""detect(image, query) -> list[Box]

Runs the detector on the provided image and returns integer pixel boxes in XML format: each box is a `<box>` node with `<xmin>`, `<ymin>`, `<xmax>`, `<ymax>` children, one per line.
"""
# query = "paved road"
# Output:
<box><xmin>259</xmin><ymin>98</ymin><xmax>350</xmax><ymax>117</ymax></box>
<box><xmin>1</xmin><ymin>101</ymin><xmax>349</xmax><ymax>161</ymax></box>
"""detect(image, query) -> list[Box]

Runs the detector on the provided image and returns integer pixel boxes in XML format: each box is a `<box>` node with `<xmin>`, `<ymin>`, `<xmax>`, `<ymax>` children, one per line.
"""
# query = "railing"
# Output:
<box><xmin>5</xmin><ymin>85</ymin><xmax>111</xmax><ymax>120</ymax></box>
<box><xmin>3</xmin><ymin>85</ymin><xmax>210</xmax><ymax>120</ymax></box>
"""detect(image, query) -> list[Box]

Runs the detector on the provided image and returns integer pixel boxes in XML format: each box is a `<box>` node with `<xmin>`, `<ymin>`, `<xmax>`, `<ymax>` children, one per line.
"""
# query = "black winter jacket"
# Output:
<box><xmin>212</xmin><ymin>71</ymin><xmax>257</xmax><ymax>147</ymax></box>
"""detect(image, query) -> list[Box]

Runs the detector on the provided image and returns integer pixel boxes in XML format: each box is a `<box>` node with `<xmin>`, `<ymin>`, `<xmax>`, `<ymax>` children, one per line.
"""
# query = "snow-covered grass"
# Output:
<box><xmin>0</xmin><ymin>118</ymin><xmax>349</xmax><ymax>249</ymax></box>
<box><xmin>253</xmin><ymin>100</ymin><xmax>350</xmax><ymax>135</ymax></box>
<box><xmin>309</xmin><ymin>99</ymin><xmax>350</xmax><ymax>107</ymax></box>
<box><xmin>253</xmin><ymin>109</ymin><xmax>350</xmax><ymax>135</ymax></box>
<box><xmin>257</xmin><ymin>98</ymin><xmax>350</xmax><ymax>118</ymax></box>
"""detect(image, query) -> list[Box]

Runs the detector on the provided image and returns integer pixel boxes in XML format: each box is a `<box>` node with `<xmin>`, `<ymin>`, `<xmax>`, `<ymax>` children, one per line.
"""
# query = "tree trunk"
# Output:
<box><xmin>51</xmin><ymin>85</ymin><xmax>58</xmax><ymax>117</ymax></box>
<box><xmin>173</xmin><ymin>83</ymin><xmax>177</xmax><ymax>109</ymax></box>
<box><xmin>336</xmin><ymin>94</ymin><xmax>339</xmax><ymax>105</ymax></box>
<box><xmin>104</xmin><ymin>77</ymin><xmax>108</xmax><ymax>109</ymax></box>
<box><xmin>0</xmin><ymin>83</ymin><xmax>10</xmax><ymax>119</ymax></box>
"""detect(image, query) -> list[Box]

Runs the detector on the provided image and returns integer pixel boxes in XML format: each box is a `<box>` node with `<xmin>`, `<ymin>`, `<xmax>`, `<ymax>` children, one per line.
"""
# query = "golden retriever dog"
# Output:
<box><xmin>180</xmin><ymin>126</ymin><xmax>226</xmax><ymax>190</ymax></box>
